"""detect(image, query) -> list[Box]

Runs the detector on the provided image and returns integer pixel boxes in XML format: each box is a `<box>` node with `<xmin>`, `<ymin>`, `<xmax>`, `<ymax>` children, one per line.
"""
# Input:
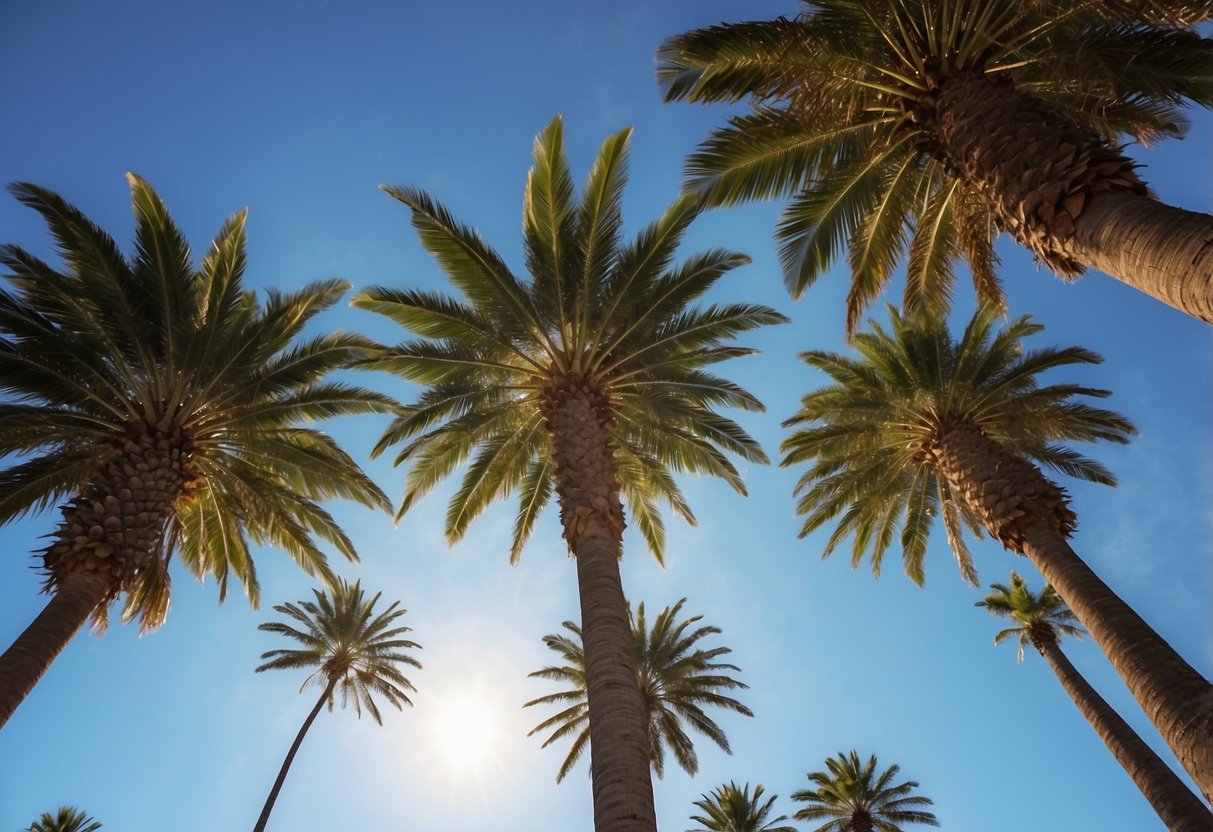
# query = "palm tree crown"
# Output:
<box><xmin>0</xmin><ymin>175</ymin><xmax>392</xmax><ymax>628</ymax></box>
<box><xmin>256</xmin><ymin>579</ymin><xmax>421</xmax><ymax>723</ymax></box>
<box><xmin>781</xmin><ymin>305</ymin><xmax>1134</xmax><ymax>585</ymax></box>
<box><xmin>792</xmin><ymin>751</ymin><xmax>939</xmax><ymax>832</ymax></box>
<box><xmin>526</xmin><ymin>597</ymin><xmax>753</xmax><ymax>781</ymax></box>
<box><xmin>977</xmin><ymin>571</ymin><xmax>1084</xmax><ymax>662</ymax></box>
<box><xmin>690</xmin><ymin>782</ymin><xmax>798</xmax><ymax>832</ymax></box>
<box><xmin>659</xmin><ymin>0</ymin><xmax>1213</xmax><ymax>329</ymax></box>
<box><xmin>26</xmin><ymin>807</ymin><xmax>102</xmax><ymax>832</ymax></box>
<box><xmin>352</xmin><ymin>115</ymin><xmax>783</xmax><ymax>563</ymax></box>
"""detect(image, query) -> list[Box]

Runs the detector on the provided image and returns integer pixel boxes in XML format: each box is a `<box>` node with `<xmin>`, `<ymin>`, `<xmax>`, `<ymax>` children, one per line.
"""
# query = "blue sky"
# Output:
<box><xmin>0</xmin><ymin>2</ymin><xmax>1209</xmax><ymax>830</ymax></box>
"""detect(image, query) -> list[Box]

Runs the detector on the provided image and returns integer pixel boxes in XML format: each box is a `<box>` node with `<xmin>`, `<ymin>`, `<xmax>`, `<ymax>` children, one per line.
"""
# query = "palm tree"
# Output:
<box><xmin>252</xmin><ymin>579</ymin><xmax>421</xmax><ymax>832</ymax></box>
<box><xmin>978</xmin><ymin>573</ymin><xmax>1213</xmax><ymax>832</ymax></box>
<box><xmin>526</xmin><ymin>598</ymin><xmax>753</xmax><ymax>781</ymax></box>
<box><xmin>352</xmin><ymin>116</ymin><xmax>782</xmax><ymax>832</ymax></box>
<box><xmin>793</xmin><ymin>751</ymin><xmax>938</xmax><ymax>832</ymax></box>
<box><xmin>658</xmin><ymin>0</ymin><xmax>1213</xmax><ymax>328</ymax></box>
<box><xmin>26</xmin><ymin>807</ymin><xmax>102</xmax><ymax>832</ymax></box>
<box><xmin>689</xmin><ymin>782</ymin><xmax>797</xmax><ymax>832</ymax></box>
<box><xmin>0</xmin><ymin>176</ymin><xmax>392</xmax><ymax>729</ymax></box>
<box><xmin>780</xmin><ymin>305</ymin><xmax>1213</xmax><ymax>797</ymax></box>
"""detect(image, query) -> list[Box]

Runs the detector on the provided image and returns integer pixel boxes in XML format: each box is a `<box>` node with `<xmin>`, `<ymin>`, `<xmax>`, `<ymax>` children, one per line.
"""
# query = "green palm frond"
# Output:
<box><xmin>0</xmin><ymin>176</ymin><xmax>393</xmax><ymax>630</ymax></box>
<box><xmin>660</xmin><ymin>0</ymin><xmax>1213</xmax><ymax>330</ymax></box>
<box><xmin>781</xmin><ymin>305</ymin><xmax>1133</xmax><ymax>585</ymax></box>
<box><xmin>525</xmin><ymin>597</ymin><xmax>752</xmax><ymax>782</ymax></box>
<box><xmin>792</xmin><ymin>751</ymin><xmax>939</xmax><ymax>832</ymax></box>
<box><xmin>355</xmin><ymin>116</ymin><xmax>782</xmax><ymax>563</ymax></box>
<box><xmin>25</xmin><ymin>807</ymin><xmax>103</xmax><ymax>832</ymax></box>
<box><xmin>977</xmin><ymin>570</ymin><xmax>1085</xmax><ymax>662</ymax></box>
<box><xmin>690</xmin><ymin>781</ymin><xmax>798</xmax><ymax>832</ymax></box>
<box><xmin>257</xmin><ymin>580</ymin><xmax>422</xmax><ymax>724</ymax></box>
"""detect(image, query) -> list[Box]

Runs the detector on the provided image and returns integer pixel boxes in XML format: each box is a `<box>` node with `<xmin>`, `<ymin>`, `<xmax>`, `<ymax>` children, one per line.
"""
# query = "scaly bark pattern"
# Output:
<box><xmin>0</xmin><ymin>425</ymin><xmax>197</xmax><ymax>729</ymax></box>
<box><xmin>1032</xmin><ymin>631</ymin><xmax>1213</xmax><ymax>832</ymax></box>
<box><xmin>44</xmin><ymin>426</ymin><xmax>196</xmax><ymax>596</ymax></box>
<box><xmin>541</xmin><ymin>374</ymin><xmax>656</xmax><ymax>832</ymax></box>
<box><xmin>915</xmin><ymin>72</ymin><xmax>1146</xmax><ymax>276</ymax></box>
<box><xmin>926</xmin><ymin>416</ymin><xmax>1075</xmax><ymax>550</ymax></box>
<box><xmin>929</xmin><ymin>417</ymin><xmax>1213</xmax><ymax>801</ymax></box>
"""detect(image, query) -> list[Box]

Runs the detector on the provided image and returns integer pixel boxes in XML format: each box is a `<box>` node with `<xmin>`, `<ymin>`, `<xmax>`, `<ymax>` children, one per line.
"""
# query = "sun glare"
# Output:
<box><xmin>433</xmin><ymin>695</ymin><xmax>499</xmax><ymax>770</ymax></box>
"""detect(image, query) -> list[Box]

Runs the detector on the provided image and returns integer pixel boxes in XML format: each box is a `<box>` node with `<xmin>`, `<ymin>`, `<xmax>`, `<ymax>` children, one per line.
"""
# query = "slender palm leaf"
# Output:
<box><xmin>0</xmin><ymin>176</ymin><xmax>392</xmax><ymax>730</ymax></box>
<box><xmin>659</xmin><ymin>0</ymin><xmax>1213</xmax><ymax>326</ymax></box>
<box><xmin>792</xmin><ymin>751</ymin><xmax>939</xmax><ymax>832</ymax></box>
<box><xmin>525</xmin><ymin>598</ymin><xmax>753</xmax><ymax>781</ymax></box>
<box><xmin>355</xmin><ymin>116</ymin><xmax>779</xmax><ymax>832</ymax></box>
<box><xmin>252</xmin><ymin>580</ymin><xmax>421</xmax><ymax>832</ymax></box>
<box><xmin>977</xmin><ymin>572</ymin><xmax>1213</xmax><ymax>830</ymax></box>
<box><xmin>782</xmin><ymin>304</ymin><xmax>1213</xmax><ymax>799</ymax></box>
<box><xmin>26</xmin><ymin>807</ymin><xmax>102</xmax><ymax>832</ymax></box>
<box><xmin>689</xmin><ymin>782</ymin><xmax>798</xmax><ymax>832</ymax></box>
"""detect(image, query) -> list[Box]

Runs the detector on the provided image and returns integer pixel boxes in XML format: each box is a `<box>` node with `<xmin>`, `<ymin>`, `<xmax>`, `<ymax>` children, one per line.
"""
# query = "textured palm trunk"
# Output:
<box><xmin>0</xmin><ymin>427</ymin><xmax>192</xmax><ymax>731</ymax></box>
<box><xmin>1069</xmin><ymin>192</ymin><xmax>1213</xmax><ymax>322</ymax></box>
<box><xmin>922</xmin><ymin>72</ymin><xmax>1213</xmax><ymax>322</ymax></box>
<box><xmin>542</xmin><ymin>375</ymin><xmax>657</xmax><ymax>832</ymax></box>
<box><xmin>0</xmin><ymin>571</ymin><xmax>111</xmax><ymax>729</ymax></box>
<box><xmin>851</xmin><ymin>813</ymin><xmax>874</xmax><ymax>832</ymax></box>
<box><xmin>253</xmin><ymin>676</ymin><xmax>337</xmax><ymax>832</ymax></box>
<box><xmin>1035</xmin><ymin>638</ymin><xmax>1213</xmax><ymax>831</ymax></box>
<box><xmin>931</xmin><ymin>418</ymin><xmax>1213</xmax><ymax>800</ymax></box>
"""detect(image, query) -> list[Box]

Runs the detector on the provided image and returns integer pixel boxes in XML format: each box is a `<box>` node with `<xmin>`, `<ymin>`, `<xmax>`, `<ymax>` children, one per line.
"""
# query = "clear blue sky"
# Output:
<box><xmin>0</xmin><ymin>2</ymin><xmax>1209</xmax><ymax>830</ymax></box>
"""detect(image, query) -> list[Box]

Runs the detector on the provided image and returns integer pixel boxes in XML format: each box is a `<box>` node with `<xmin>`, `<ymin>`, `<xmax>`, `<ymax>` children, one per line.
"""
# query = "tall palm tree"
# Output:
<box><xmin>0</xmin><ymin>176</ymin><xmax>392</xmax><ymax>729</ymax></box>
<box><xmin>792</xmin><ymin>751</ymin><xmax>938</xmax><ymax>832</ymax></box>
<box><xmin>352</xmin><ymin>116</ymin><xmax>782</xmax><ymax>832</ymax></box>
<box><xmin>689</xmin><ymin>782</ymin><xmax>797</xmax><ymax>832</ymax></box>
<box><xmin>26</xmin><ymin>807</ymin><xmax>102</xmax><ymax>832</ymax></box>
<box><xmin>252</xmin><ymin>579</ymin><xmax>421</xmax><ymax>832</ymax></box>
<box><xmin>658</xmin><ymin>0</ymin><xmax>1213</xmax><ymax>328</ymax></box>
<box><xmin>780</xmin><ymin>305</ymin><xmax>1213</xmax><ymax>797</ymax></box>
<box><xmin>526</xmin><ymin>597</ymin><xmax>753</xmax><ymax>781</ymax></box>
<box><xmin>978</xmin><ymin>573</ymin><xmax>1213</xmax><ymax>832</ymax></box>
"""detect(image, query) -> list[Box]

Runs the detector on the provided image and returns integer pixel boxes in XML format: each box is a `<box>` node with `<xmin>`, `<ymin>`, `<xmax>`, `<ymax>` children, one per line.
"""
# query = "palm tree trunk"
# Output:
<box><xmin>1069</xmin><ymin>192</ymin><xmax>1213</xmax><ymax>322</ymax></box>
<box><xmin>1022</xmin><ymin>523</ymin><xmax>1213</xmax><ymax>803</ymax></box>
<box><xmin>928</xmin><ymin>72</ymin><xmax>1213</xmax><ymax>322</ymax></box>
<box><xmin>543</xmin><ymin>375</ymin><xmax>657</xmax><ymax>832</ymax></box>
<box><xmin>932</xmin><ymin>419</ymin><xmax>1213</xmax><ymax>800</ymax></box>
<box><xmin>0</xmin><ymin>570</ymin><xmax>112</xmax><ymax>730</ymax></box>
<box><xmin>253</xmin><ymin>676</ymin><xmax>336</xmax><ymax>832</ymax></box>
<box><xmin>1036</xmin><ymin>639</ymin><xmax>1213</xmax><ymax>831</ymax></box>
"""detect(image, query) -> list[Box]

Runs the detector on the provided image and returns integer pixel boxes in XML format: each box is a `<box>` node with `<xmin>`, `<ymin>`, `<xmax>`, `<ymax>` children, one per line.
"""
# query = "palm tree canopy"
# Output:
<box><xmin>780</xmin><ymin>305</ymin><xmax>1135</xmax><ymax>585</ymax></box>
<box><xmin>26</xmin><ymin>807</ymin><xmax>102</xmax><ymax>832</ymax></box>
<box><xmin>792</xmin><ymin>751</ymin><xmax>939</xmax><ymax>832</ymax></box>
<box><xmin>0</xmin><ymin>176</ymin><xmax>393</xmax><ymax>629</ymax></box>
<box><xmin>658</xmin><ymin>0</ymin><xmax>1213</xmax><ymax>331</ymax></box>
<box><xmin>352</xmin><ymin>116</ymin><xmax>785</xmax><ymax>564</ymax></box>
<box><xmin>689</xmin><ymin>781</ymin><xmax>798</xmax><ymax>832</ymax></box>
<box><xmin>977</xmin><ymin>570</ymin><xmax>1085</xmax><ymax>662</ymax></box>
<box><xmin>256</xmin><ymin>579</ymin><xmax>422</xmax><ymax>724</ymax></box>
<box><xmin>525</xmin><ymin>597</ymin><xmax>753</xmax><ymax>781</ymax></box>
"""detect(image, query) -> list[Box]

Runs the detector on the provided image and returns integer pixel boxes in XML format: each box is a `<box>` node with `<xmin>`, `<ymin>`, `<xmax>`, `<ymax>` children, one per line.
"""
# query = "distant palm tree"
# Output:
<box><xmin>690</xmin><ymin>782</ymin><xmax>797</xmax><ymax>832</ymax></box>
<box><xmin>658</xmin><ymin>0</ymin><xmax>1213</xmax><ymax>326</ymax></box>
<box><xmin>780</xmin><ymin>305</ymin><xmax>1212</xmax><ymax>795</ymax></box>
<box><xmin>354</xmin><ymin>116</ymin><xmax>781</xmax><ymax>832</ymax></box>
<box><xmin>526</xmin><ymin>598</ymin><xmax>752</xmax><ymax>781</ymax></box>
<box><xmin>979</xmin><ymin>573</ymin><xmax>1213</xmax><ymax>832</ymax></box>
<box><xmin>252</xmin><ymin>580</ymin><xmax>421</xmax><ymax>832</ymax></box>
<box><xmin>0</xmin><ymin>176</ymin><xmax>392</xmax><ymax>729</ymax></box>
<box><xmin>26</xmin><ymin>807</ymin><xmax>102</xmax><ymax>832</ymax></box>
<box><xmin>792</xmin><ymin>751</ymin><xmax>938</xmax><ymax>832</ymax></box>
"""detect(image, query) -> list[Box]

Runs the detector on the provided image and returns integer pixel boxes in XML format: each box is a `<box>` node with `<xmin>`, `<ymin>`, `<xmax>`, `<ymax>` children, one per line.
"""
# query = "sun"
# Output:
<box><xmin>432</xmin><ymin>694</ymin><xmax>499</xmax><ymax>770</ymax></box>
